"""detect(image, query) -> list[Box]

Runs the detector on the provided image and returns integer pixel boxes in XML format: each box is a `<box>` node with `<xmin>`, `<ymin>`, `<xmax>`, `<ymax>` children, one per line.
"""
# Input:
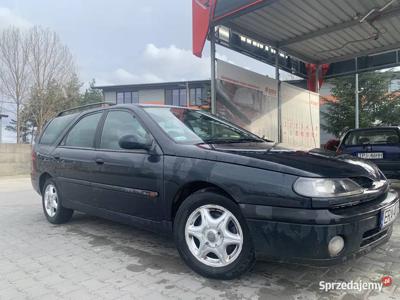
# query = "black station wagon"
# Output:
<box><xmin>31</xmin><ymin>103</ymin><xmax>399</xmax><ymax>279</ymax></box>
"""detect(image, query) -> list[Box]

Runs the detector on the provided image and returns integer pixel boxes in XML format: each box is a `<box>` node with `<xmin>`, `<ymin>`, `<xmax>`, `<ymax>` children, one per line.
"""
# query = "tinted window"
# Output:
<box><xmin>124</xmin><ymin>92</ymin><xmax>132</xmax><ymax>104</ymax></box>
<box><xmin>117</xmin><ymin>92</ymin><xmax>124</xmax><ymax>104</ymax></box>
<box><xmin>64</xmin><ymin>113</ymin><xmax>102</xmax><ymax>148</ymax></box>
<box><xmin>40</xmin><ymin>114</ymin><xmax>76</xmax><ymax>145</ymax></box>
<box><xmin>100</xmin><ymin>110</ymin><xmax>150</xmax><ymax>150</ymax></box>
<box><xmin>132</xmin><ymin>91</ymin><xmax>139</xmax><ymax>103</ymax></box>
<box><xmin>344</xmin><ymin>129</ymin><xmax>400</xmax><ymax>145</ymax></box>
<box><xmin>166</xmin><ymin>89</ymin><xmax>187</xmax><ymax>107</ymax></box>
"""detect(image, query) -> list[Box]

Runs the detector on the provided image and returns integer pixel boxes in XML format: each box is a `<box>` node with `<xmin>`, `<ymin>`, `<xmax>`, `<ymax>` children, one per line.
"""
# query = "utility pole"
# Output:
<box><xmin>315</xmin><ymin>65</ymin><xmax>320</xmax><ymax>93</ymax></box>
<box><xmin>275</xmin><ymin>49</ymin><xmax>281</xmax><ymax>143</ymax></box>
<box><xmin>355</xmin><ymin>57</ymin><xmax>360</xmax><ymax>129</ymax></box>
<box><xmin>210</xmin><ymin>26</ymin><xmax>217</xmax><ymax>114</ymax></box>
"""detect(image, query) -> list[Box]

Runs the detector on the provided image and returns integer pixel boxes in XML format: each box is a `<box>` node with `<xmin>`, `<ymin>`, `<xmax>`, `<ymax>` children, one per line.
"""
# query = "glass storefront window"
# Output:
<box><xmin>117</xmin><ymin>92</ymin><xmax>124</xmax><ymax>104</ymax></box>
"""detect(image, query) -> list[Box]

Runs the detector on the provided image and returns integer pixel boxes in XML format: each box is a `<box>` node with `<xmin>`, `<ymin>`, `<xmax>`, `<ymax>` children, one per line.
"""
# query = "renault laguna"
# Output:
<box><xmin>31</xmin><ymin>103</ymin><xmax>399</xmax><ymax>279</ymax></box>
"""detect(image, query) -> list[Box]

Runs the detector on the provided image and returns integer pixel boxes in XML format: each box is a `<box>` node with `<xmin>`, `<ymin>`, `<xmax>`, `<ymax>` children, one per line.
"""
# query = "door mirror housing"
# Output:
<box><xmin>119</xmin><ymin>135</ymin><xmax>152</xmax><ymax>150</ymax></box>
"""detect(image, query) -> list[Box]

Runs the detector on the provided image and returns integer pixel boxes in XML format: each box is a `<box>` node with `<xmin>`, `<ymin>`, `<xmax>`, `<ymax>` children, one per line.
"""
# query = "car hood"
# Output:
<box><xmin>208</xmin><ymin>142</ymin><xmax>383</xmax><ymax>180</ymax></box>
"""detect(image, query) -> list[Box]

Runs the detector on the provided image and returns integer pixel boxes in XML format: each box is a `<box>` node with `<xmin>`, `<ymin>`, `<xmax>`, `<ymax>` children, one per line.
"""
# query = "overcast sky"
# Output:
<box><xmin>0</xmin><ymin>0</ymin><xmax>282</xmax><ymax>142</ymax></box>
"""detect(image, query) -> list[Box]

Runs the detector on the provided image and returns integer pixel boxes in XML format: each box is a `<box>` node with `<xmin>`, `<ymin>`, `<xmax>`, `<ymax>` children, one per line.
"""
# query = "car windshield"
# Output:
<box><xmin>143</xmin><ymin>107</ymin><xmax>264</xmax><ymax>144</ymax></box>
<box><xmin>344</xmin><ymin>129</ymin><xmax>400</xmax><ymax>146</ymax></box>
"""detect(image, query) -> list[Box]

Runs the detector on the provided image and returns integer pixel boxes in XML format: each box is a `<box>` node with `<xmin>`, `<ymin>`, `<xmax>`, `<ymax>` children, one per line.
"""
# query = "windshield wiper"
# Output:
<box><xmin>203</xmin><ymin>138</ymin><xmax>264</xmax><ymax>144</ymax></box>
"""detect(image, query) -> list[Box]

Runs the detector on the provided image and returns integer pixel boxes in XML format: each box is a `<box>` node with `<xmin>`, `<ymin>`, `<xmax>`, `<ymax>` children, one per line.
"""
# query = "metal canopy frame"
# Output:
<box><xmin>193</xmin><ymin>0</ymin><xmax>400</xmax><ymax>139</ymax></box>
<box><xmin>212</xmin><ymin>0</ymin><xmax>400</xmax><ymax>66</ymax></box>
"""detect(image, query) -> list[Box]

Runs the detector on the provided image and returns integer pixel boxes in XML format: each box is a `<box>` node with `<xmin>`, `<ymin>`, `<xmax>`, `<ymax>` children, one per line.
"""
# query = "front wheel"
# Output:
<box><xmin>42</xmin><ymin>178</ymin><xmax>73</xmax><ymax>224</ymax></box>
<box><xmin>174</xmin><ymin>189</ymin><xmax>255</xmax><ymax>279</ymax></box>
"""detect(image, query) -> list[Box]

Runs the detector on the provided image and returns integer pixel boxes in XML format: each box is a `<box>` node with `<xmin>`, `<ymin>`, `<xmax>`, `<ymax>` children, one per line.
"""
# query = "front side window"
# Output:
<box><xmin>64</xmin><ymin>113</ymin><xmax>102</xmax><ymax>148</ymax></box>
<box><xmin>100</xmin><ymin>110</ymin><xmax>150</xmax><ymax>150</ymax></box>
<box><xmin>144</xmin><ymin>107</ymin><xmax>263</xmax><ymax>144</ymax></box>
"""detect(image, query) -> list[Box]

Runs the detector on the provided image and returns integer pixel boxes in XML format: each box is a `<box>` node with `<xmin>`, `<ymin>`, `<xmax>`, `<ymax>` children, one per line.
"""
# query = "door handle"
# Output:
<box><xmin>95</xmin><ymin>158</ymin><xmax>104</xmax><ymax>165</ymax></box>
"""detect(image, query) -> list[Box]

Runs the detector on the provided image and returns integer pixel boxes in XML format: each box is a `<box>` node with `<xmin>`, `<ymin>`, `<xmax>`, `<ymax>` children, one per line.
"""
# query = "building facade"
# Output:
<box><xmin>96</xmin><ymin>80</ymin><xmax>211</xmax><ymax>109</ymax></box>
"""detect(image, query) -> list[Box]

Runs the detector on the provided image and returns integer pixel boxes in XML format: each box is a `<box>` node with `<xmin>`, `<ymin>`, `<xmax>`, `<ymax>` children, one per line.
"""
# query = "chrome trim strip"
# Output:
<box><xmin>59</xmin><ymin>177</ymin><xmax>159</xmax><ymax>198</ymax></box>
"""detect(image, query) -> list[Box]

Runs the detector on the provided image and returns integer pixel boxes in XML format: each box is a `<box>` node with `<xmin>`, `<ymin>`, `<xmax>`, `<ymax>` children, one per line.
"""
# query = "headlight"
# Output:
<box><xmin>293</xmin><ymin>178</ymin><xmax>364</xmax><ymax>198</ymax></box>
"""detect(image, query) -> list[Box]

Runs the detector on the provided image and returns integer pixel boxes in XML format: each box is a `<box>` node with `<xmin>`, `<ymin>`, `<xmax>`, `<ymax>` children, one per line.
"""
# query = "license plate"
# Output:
<box><xmin>380</xmin><ymin>202</ymin><xmax>399</xmax><ymax>229</ymax></box>
<box><xmin>357</xmin><ymin>152</ymin><xmax>383</xmax><ymax>159</ymax></box>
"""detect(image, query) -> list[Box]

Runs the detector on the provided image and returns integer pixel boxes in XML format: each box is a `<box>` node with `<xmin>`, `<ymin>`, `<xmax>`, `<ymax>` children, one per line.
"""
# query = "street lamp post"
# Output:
<box><xmin>355</xmin><ymin>57</ymin><xmax>360</xmax><ymax>129</ymax></box>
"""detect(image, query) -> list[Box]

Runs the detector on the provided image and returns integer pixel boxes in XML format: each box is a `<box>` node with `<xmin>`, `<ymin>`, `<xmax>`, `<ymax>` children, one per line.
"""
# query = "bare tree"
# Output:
<box><xmin>28</xmin><ymin>26</ymin><xmax>75</xmax><ymax>91</ymax></box>
<box><xmin>0</xmin><ymin>27</ymin><xmax>30</xmax><ymax>143</ymax></box>
<box><xmin>24</xmin><ymin>27</ymin><xmax>78</xmax><ymax>134</ymax></box>
<box><xmin>1</xmin><ymin>26</ymin><xmax>79</xmax><ymax>140</ymax></box>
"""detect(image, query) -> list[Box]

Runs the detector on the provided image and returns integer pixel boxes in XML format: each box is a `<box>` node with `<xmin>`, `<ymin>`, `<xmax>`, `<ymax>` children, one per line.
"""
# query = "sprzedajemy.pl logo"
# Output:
<box><xmin>319</xmin><ymin>276</ymin><xmax>393</xmax><ymax>292</ymax></box>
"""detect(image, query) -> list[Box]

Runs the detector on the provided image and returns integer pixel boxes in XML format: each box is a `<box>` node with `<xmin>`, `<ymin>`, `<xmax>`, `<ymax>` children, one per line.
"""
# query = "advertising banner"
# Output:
<box><xmin>216</xmin><ymin>60</ymin><xmax>320</xmax><ymax>149</ymax></box>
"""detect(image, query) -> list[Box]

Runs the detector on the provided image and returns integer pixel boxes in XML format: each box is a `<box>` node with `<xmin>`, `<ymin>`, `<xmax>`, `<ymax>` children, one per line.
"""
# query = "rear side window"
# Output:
<box><xmin>344</xmin><ymin>129</ymin><xmax>400</xmax><ymax>145</ymax></box>
<box><xmin>40</xmin><ymin>114</ymin><xmax>76</xmax><ymax>145</ymax></box>
<box><xmin>100</xmin><ymin>110</ymin><xmax>150</xmax><ymax>150</ymax></box>
<box><xmin>64</xmin><ymin>113</ymin><xmax>102</xmax><ymax>148</ymax></box>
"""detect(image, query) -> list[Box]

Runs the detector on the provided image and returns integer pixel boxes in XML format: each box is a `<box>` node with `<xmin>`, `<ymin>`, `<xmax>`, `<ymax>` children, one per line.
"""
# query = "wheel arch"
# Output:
<box><xmin>39</xmin><ymin>172</ymin><xmax>52</xmax><ymax>194</ymax></box>
<box><xmin>171</xmin><ymin>181</ymin><xmax>236</xmax><ymax>221</ymax></box>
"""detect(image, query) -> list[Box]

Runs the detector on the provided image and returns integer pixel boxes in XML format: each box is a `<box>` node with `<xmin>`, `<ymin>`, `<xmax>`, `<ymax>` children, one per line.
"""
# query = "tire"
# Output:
<box><xmin>174</xmin><ymin>189</ymin><xmax>255</xmax><ymax>279</ymax></box>
<box><xmin>42</xmin><ymin>178</ymin><xmax>73</xmax><ymax>224</ymax></box>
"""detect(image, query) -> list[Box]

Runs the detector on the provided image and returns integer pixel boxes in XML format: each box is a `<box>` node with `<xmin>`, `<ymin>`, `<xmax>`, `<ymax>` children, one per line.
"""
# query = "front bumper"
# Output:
<box><xmin>240</xmin><ymin>189</ymin><xmax>399</xmax><ymax>265</ymax></box>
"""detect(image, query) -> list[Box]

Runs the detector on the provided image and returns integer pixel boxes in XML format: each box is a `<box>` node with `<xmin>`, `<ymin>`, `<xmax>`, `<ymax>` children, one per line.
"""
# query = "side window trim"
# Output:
<box><xmin>58</xmin><ymin>111</ymin><xmax>105</xmax><ymax>150</ymax></box>
<box><xmin>96</xmin><ymin>108</ymin><xmax>153</xmax><ymax>153</ymax></box>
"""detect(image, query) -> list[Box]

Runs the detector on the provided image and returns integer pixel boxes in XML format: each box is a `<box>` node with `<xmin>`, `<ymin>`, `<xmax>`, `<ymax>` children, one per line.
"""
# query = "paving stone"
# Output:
<box><xmin>0</xmin><ymin>177</ymin><xmax>399</xmax><ymax>300</ymax></box>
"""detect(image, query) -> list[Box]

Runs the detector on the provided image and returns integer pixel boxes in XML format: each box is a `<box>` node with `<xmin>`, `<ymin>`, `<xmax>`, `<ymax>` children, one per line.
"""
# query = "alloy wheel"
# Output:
<box><xmin>185</xmin><ymin>204</ymin><xmax>243</xmax><ymax>267</ymax></box>
<box><xmin>44</xmin><ymin>184</ymin><xmax>58</xmax><ymax>218</ymax></box>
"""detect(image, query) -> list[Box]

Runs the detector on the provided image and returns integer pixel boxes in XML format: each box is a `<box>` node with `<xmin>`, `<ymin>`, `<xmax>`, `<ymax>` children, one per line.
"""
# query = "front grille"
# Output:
<box><xmin>360</xmin><ymin>227</ymin><xmax>388</xmax><ymax>248</ymax></box>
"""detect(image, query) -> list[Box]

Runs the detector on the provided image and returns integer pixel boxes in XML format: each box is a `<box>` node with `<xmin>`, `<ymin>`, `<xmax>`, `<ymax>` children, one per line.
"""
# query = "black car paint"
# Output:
<box><xmin>32</xmin><ymin>104</ymin><xmax>399</xmax><ymax>264</ymax></box>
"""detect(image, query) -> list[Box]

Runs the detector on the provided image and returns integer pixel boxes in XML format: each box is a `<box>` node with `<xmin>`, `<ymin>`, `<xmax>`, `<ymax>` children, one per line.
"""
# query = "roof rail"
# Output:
<box><xmin>57</xmin><ymin>102</ymin><xmax>116</xmax><ymax>117</ymax></box>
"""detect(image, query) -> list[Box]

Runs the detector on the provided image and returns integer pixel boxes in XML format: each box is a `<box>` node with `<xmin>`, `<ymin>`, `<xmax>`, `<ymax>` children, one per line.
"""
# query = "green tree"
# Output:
<box><xmin>322</xmin><ymin>71</ymin><xmax>400</xmax><ymax>137</ymax></box>
<box><xmin>80</xmin><ymin>79</ymin><xmax>103</xmax><ymax>105</ymax></box>
<box><xmin>21</xmin><ymin>74</ymin><xmax>81</xmax><ymax>137</ymax></box>
<box><xmin>5</xmin><ymin>118</ymin><xmax>33</xmax><ymax>143</ymax></box>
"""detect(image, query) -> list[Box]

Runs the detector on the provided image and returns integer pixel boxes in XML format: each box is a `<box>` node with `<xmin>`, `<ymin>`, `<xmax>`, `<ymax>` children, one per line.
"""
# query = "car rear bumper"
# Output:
<box><xmin>240</xmin><ymin>189</ymin><xmax>399</xmax><ymax>265</ymax></box>
<box><xmin>31</xmin><ymin>174</ymin><xmax>40</xmax><ymax>195</ymax></box>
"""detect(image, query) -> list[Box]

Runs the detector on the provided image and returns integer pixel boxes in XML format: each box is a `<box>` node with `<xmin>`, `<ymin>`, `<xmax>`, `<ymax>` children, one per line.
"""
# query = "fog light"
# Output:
<box><xmin>328</xmin><ymin>236</ymin><xmax>344</xmax><ymax>257</ymax></box>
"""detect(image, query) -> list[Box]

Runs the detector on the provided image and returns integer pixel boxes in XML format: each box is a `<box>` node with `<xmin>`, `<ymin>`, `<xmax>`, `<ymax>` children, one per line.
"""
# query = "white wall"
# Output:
<box><xmin>139</xmin><ymin>89</ymin><xmax>165</xmax><ymax>104</ymax></box>
<box><xmin>104</xmin><ymin>91</ymin><xmax>116</xmax><ymax>103</ymax></box>
<box><xmin>216</xmin><ymin>60</ymin><xmax>320</xmax><ymax>149</ymax></box>
<box><xmin>281</xmin><ymin>83</ymin><xmax>320</xmax><ymax>148</ymax></box>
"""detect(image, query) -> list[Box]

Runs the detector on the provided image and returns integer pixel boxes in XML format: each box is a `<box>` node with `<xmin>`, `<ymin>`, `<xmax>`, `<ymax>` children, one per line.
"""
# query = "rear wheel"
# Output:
<box><xmin>174</xmin><ymin>189</ymin><xmax>255</xmax><ymax>279</ymax></box>
<box><xmin>42</xmin><ymin>179</ymin><xmax>73</xmax><ymax>224</ymax></box>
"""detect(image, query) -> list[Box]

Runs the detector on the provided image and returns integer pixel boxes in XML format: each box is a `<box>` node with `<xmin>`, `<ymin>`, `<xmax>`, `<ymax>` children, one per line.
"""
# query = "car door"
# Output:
<box><xmin>54</xmin><ymin>111</ymin><xmax>104</xmax><ymax>208</ymax></box>
<box><xmin>92</xmin><ymin>109</ymin><xmax>163</xmax><ymax>220</ymax></box>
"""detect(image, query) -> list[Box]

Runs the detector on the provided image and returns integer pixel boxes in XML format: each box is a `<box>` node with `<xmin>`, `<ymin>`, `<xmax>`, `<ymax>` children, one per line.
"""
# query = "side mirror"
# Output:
<box><xmin>119</xmin><ymin>135</ymin><xmax>151</xmax><ymax>150</ymax></box>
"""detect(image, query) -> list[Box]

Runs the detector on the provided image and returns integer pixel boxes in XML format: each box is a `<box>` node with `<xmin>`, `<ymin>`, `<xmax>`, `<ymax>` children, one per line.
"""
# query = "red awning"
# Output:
<box><xmin>192</xmin><ymin>0</ymin><xmax>213</xmax><ymax>58</ymax></box>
